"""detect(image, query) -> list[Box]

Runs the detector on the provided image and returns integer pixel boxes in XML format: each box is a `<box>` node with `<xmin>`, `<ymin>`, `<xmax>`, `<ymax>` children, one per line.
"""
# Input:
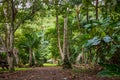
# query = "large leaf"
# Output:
<box><xmin>91</xmin><ymin>37</ymin><xmax>101</xmax><ymax>46</ymax></box>
<box><xmin>83</xmin><ymin>24</ymin><xmax>91</xmax><ymax>28</ymax></box>
<box><xmin>83</xmin><ymin>36</ymin><xmax>101</xmax><ymax>48</ymax></box>
<box><xmin>103</xmin><ymin>35</ymin><xmax>111</xmax><ymax>43</ymax></box>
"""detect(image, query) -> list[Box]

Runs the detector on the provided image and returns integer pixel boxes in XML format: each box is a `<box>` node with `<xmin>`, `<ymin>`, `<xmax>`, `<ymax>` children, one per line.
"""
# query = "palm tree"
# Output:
<box><xmin>20</xmin><ymin>32</ymin><xmax>40</xmax><ymax>66</ymax></box>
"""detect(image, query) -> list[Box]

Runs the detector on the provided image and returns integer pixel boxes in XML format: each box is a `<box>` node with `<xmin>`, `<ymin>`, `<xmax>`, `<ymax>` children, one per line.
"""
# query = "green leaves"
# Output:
<box><xmin>84</xmin><ymin>24</ymin><xmax>91</xmax><ymax>28</ymax></box>
<box><xmin>84</xmin><ymin>35</ymin><xmax>112</xmax><ymax>48</ymax></box>
<box><xmin>83</xmin><ymin>36</ymin><xmax>101</xmax><ymax>48</ymax></box>
<box><xmin>98</xmin><ymin>63</ymin><xmax>120</xmax><ymax>77</ymax></box>
<box><xmin>70</xmin><ymin>0</ymin><xmax>82</xmax><ymax>5</ymax></box>
<box><xmin>103</xmin><ymin>35</ymin><xmax>111</xmax><ymax>43</ymax></box>
<box><xmin>82</xmin><ymin>0</ymin><xmax>91</xmax><ymax>6</ymax></box>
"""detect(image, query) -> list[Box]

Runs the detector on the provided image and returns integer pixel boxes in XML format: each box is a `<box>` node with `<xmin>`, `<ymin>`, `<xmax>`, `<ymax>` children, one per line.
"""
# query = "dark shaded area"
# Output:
<box><xmin>0</xmin><ymin>60</ymin><xmax>9</xmax><ymax>70</ymax></box>
<box><xmin>0</xmin><ymin>54</ymin><xmax>9</xmax><ymax>70</ymax></box>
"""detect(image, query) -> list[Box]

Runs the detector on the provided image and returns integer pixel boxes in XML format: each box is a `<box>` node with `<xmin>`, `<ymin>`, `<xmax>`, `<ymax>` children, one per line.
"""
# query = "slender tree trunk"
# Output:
<box><xmin>89</xmin><ymin>49</ymin><xmax>92</xmax><ymax>63</ymax></box>
<box><xmin>75</xmin><ymin>5</ymin><xmax>81</xmax><ymax>30</ymax></box>
<box><xmin>86</xmin><ymin>7</ymin><xmax>89</xmax><ymax>23</ymax></box>
<box><xmin>62</xmin><ymin>15</ymin><xmax>72</xmax><ymax>69</ymax></box>
<box><xmin>56</xmin><ymin>6</ymin><xmax>64</xmax><ymax>61</ymax></box>
<box><xmin>96</xmin><ymin>0</ymin><xmax>98</xmax><ymax>20</ymax></box>
<box><xmin>76</xmin><ymin>5</ymin><xmax>80</xmax><ymax>30</ymax></box>
<box><xmin>29</xmin><ymin>48</ymin><xmax>33</xmax><ymax>66</ymax></box>
<box><xmin>5</xmin><ymin>22</ymin><xmax>11</xmax><ymax>69</ymax></box>
<box><xmin>63</xmin><ymin>17</ymin><xmax>68</xmax><ymax>61</ymax></box>
<box><xmin>33</xmin><ymin>51</ymin><xmax>37</xmax><ymax>65</ymax></box>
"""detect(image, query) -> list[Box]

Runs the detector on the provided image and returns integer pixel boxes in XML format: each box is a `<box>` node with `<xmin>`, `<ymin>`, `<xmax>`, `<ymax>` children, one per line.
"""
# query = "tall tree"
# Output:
<box><xmin>55</xmin><ymin>0</ymin><xmax>64</xmax><ymax>61</ymax></box>
<box><xmin>50</xmin><ymin>0</ymin><xmax>72</xmax><ymax>68</ymax></box>
<box><xmin>62</xmin><ymin>15</ymin><xmax>72</xmax><ymax>69</ymax></box>
<box><xmin>1</xmin><ymin>0</ymin><xmax>42</xmax><ymax>71</ymax></box>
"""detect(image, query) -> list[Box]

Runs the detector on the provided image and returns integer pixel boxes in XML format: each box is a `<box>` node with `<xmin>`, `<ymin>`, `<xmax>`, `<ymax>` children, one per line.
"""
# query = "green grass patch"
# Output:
<box><xmin>15</xmin><ymin>67</ymin><xmax>32</xmax><ymax>71</ymax></box>
<box><xmin>0</xmin><ymin>67</ymin><xmax>31</xmax><ymax>72</ymax></box>
<box><xmin>43</xmin><ymin>63</ymin><xmax>58</xmax><ymax>67</ymax></box>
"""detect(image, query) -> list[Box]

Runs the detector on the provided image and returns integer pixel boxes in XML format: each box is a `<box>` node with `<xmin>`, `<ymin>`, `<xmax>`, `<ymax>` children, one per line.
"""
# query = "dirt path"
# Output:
<box><xmin>0</xmin><ymin>67</ymin><xmax>119</xmax><ymax>80</ymax></box>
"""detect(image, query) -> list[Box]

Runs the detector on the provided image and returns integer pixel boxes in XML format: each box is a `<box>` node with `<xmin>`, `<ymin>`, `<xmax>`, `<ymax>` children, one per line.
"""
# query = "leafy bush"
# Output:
<box><xmin>97</xmin><ymin>63</ymin><xmax>120</xmax><ymax>77</ymax></box>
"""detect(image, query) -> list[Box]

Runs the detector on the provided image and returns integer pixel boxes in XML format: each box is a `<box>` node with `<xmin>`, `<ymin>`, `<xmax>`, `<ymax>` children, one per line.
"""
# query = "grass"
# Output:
<box><xmin>0</xmin><ymin>67</ymin><xmax>32</xmax><ymax>72</ymax></box>
<box><xmin>43</xmin><ymin>63</ymin><xmax>58</xmax><ymax>67</ymax></box>
<box><xmin>0</xmin><ymin>63</ymin><xmax>57</xmax><ymax>72</ymax></box>
<box><xmin>15</xmin><ymin>67</ymin><xmax>32</xmax><ymax>71</ymax></box>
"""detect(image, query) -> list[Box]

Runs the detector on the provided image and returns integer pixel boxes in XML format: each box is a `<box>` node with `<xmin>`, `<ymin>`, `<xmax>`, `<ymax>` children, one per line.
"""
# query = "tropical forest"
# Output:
<box><xmin>0</xmin><ymin>0</ymin><xmax>120</xmax><ymax>80</ymax></box>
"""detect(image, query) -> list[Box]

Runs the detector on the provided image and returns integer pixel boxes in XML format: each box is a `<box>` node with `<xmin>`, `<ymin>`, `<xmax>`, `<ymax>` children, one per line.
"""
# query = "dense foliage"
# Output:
<box><xmin>0</xmin><ymin>0</ymin><xmax>120</xmax><ymax>76</ymax></box>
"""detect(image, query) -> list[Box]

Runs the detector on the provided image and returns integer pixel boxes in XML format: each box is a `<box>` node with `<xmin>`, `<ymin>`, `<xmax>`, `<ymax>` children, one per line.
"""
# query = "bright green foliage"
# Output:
<box><xmin>15</xmin><ymin>67</ymin><xmax>32</xmax><ymax>71</ymax></box>
<box><xmin>43</xmin><ymin>63</ymin><xmax>58</xmax><ymax>67</ymax></box>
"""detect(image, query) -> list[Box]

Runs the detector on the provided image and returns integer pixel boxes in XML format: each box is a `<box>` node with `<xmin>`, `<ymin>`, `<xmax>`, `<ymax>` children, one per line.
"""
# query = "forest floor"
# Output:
<box><xmin>0</xmin><ymin>66</ymin><xmax>120</xmax><ymax>80</ymax></box>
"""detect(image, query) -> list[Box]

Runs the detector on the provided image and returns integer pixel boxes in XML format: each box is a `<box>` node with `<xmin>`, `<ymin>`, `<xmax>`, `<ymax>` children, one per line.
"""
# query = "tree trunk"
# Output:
<box><xmin>76</xmin><ymin>5</ymin><xmax>80</xmax><ymax>30</ymax></box>
<box><xmin>6</xmin><ymin>21</ymin><xmax>15</xmax><ymax>72</ymax></box>
<box><xmin>86</xmin><ymin>7</ymin><xmax>89</xmax><ymax>23</ymax></box>
<box><xmin>56</xmin><ymin>6</ymin><xmax>64</xmax><ymax>61</ymax></box>
<box><xmin>2</xmin><ymin>0</ymin><xmax>40</xmax><ymax>71</ymax></box>
<box><xmin>33</xmin><ymin>50</ymin><xmax>37</xmax><ymax>65</ymax></box>
<box><xmin>55</xmin><ymin>1</ymin><xmax>72</xmax><ymax>69</ymax></box>
<box><xmin>3</xmin><ymin>0</ymin><xmax>15</xmax><ymax>71</ymax></box>
<box><xmin>76</xmin><ymin>53</ymin><xmax>83</xmax><ymax>65</ymax></box>
<box><xmin>96</xmin><ymin>0</ymin><xmax>98</xmax><ymax>20</ymax></box>
<box><xmin>13</xmin><ymin>48</ymin><xmax>19</xmax><ymax>66</ymax></box>
<box><xmin>77</xmin><ymin>13</ymin><xmax>80</xmax><ymax>30</ymax></box>
<box><xmin>62</xmin><ymin>16</ymin><xmax>72</xmax><ymax>69</ymax></box>
<box><xmin>7</xmin><ymin>0</ymin><xmax>15</xmax><ymax>72</ymax></box>
<box><xmin>29</xmin><ymin>48</ymin><xmax>33</xmax><ymax>66</ymax></box>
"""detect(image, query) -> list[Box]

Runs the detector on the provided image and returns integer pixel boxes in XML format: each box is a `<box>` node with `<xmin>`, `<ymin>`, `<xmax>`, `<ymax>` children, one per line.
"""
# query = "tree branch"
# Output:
<box><xmin>14</xmin><ymin>8</ymin><xmax>40</xmax><ymax>33</ymax></box>
<box><xmin>14</xmin><ymin>12</ymin><xmax>34</xmax><ymax>33</ymax></box>
<box><xmin>14</xmin><ymin>0</ymin><xmax>40</xmax><ymax>33</ymax></box>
